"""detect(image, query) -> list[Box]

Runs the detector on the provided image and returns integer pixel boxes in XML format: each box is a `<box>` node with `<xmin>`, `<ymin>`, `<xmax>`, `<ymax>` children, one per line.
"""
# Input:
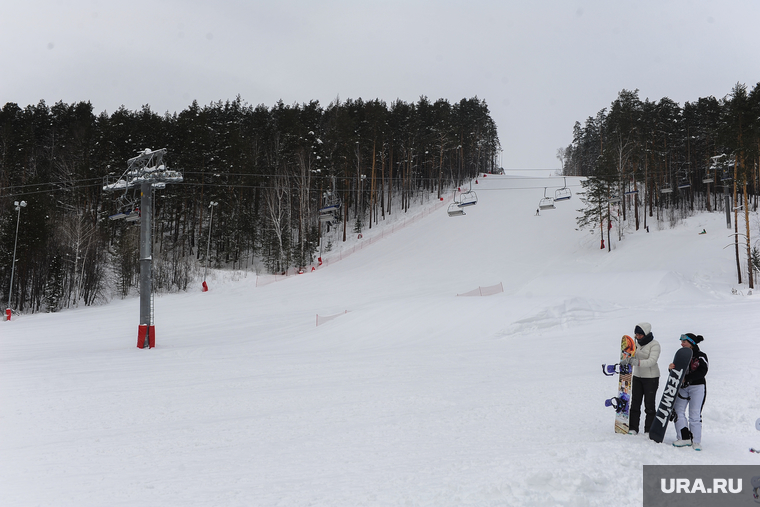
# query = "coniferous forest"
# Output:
<box><xmin>562</xmin><ymin>83</ymin><xmax>760</xmax><ymax>287</ymax></box>
<box><xmin>0</xmin><ymin>96</ymin><xmax>499</xmax><ymax>314</ymax></box>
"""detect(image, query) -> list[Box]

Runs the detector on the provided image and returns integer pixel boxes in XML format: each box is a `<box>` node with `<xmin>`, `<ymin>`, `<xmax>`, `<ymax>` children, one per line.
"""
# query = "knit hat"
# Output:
<box><xmin>681</xmin><ymin>333</ymin><xmax>704</xmax><ymax>344</ymax></box>
<box><xmin>634</xmin><ymin>322</ymin><xmax>651</xmax><ymax>336</ymax></box>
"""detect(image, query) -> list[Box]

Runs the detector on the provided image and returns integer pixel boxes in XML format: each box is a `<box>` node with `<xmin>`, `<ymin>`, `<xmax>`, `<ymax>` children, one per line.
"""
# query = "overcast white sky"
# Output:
<box><xmin>2</xmin><ymin>1</ymin><xmax>759</xmax><ymax>169</ymax></box>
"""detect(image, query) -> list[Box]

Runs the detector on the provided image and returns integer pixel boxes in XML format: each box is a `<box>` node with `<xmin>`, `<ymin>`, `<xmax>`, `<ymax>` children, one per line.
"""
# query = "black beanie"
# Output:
<box><xmin>684</xmin><ymin>333</ymin><xmax>704</xmax><ymax>344</ymax></box>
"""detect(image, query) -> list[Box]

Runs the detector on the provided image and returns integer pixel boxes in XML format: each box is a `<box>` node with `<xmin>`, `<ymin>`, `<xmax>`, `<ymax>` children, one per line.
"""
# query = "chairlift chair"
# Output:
<box><xmin>319</xmin><ymin>179</ymin><xmax>341</xmax><ymax>221</ymax></box>
<box><xmin>109</xmin><ymin>192</ymin><xmax>139</xmax><ymax>221</ymax></box>
<box><xmin>702</xmin><ymin>174</ymin><xmax>714</xmax><ymax>183</ymax></box>
<box><xmin>319</xmin><ymin>211</ymin><xmax>336</xmax><ymax>223</ymax></box>
<box><xmin>319</xmin><ymin>204</ymin><xmax>341</xmax><ymax>225</ymax></box>
<box><xmin>125</xmin><ymin>208</ymin><xmax>140</xmax><ymax>222</ymax></box>
<box><xmin>458</xmin><ymin>190</ymin><xmax>478</xmax><ymax>207</ymax></box>
<box><xmin>319</xmin><ymin>202</ymin><xmax>340</xmax><ymax>215</ymax></box>
<box><xmin>554</xmin><ymin>188</ymin><xmax>571</xmax><ymax>201</ymax></box>
<box><xmin>447</xmin><ymin>202</ymin><xmax>466</xmax><ymax>217</ymax></box>
<box><xmin>660</xmin><ymin>185</ymin><xmax>673</xmax><ymax>194</ymax></box>
<box><xmin>538</xmin><ymin>188</ymin><xmax>555</xmax><ymax>210</ymax></box>
<box><xmin>554</xmin><ymin>178</ymin><xmax>572</xmax><ymax>201</ymax></box>
<box><xmin>321</xmin><ymin>214</ymin><xmax>340</xmax><ymax>226</ymax></box>
<box><xmin>539</xmin><ymin>197</ymin><xmax>555</xmax><ymax>210</ymax></box>
<box><xmin>319</xmin><ymin>189</ymin><xmax>341</xmax><ymax>222</ymax></box>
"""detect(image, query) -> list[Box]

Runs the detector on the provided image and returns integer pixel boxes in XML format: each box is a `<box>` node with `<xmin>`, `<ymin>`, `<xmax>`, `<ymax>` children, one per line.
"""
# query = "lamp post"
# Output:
<box><xmin>6</xmin><ymin>200</ymin><xmax>27</xmax><ymax>320</ymax></box>
<box><xmin>203</xmin><ymin>201</ymin><xmax>219</xmax><ymax>290</ymax></box>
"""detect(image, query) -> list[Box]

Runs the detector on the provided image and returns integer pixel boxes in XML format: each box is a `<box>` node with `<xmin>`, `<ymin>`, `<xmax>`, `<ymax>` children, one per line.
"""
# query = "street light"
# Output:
<box><xmin>202</xmin><ymin>201</ymin><xmax>219</xmax><ymax>291</ymax></box>
<box><xmin>6</xmin><ymin>200</ymin><xmax>27</xmax><ymax>320</ymax></box>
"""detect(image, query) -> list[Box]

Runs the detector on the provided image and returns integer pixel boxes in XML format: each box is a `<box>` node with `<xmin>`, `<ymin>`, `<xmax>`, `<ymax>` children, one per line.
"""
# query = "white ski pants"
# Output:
<box><xmin>673</xmin><ymin>384</ymin><xmax>706</xmax><ymax>444</ymax></box>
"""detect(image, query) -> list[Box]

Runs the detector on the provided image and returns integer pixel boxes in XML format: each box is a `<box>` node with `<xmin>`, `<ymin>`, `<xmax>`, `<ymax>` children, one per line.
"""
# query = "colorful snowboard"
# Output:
<box><xmin>603</xmin><ymin>335</ymin><xmax>636</xmax><ymax>434</ymax></box>
<box><xmin>648</xmin><ymin>347</ymin><xmax>693</xmax><ymax>443</ymax></box>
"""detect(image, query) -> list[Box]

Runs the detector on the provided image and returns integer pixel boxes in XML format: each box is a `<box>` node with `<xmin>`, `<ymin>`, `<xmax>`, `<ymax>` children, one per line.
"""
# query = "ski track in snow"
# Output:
<box><xmin>1</xmin><ymin>174</ymin><xmax>760</xmax><ymax>506</ymax></box>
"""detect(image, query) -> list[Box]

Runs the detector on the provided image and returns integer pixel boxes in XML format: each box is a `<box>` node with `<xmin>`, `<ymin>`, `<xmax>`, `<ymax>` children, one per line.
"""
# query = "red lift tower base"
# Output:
<box><xmin>137</xmin><ymin>325</ymin><xmax>155</xmax><ymax>349</ymax></box>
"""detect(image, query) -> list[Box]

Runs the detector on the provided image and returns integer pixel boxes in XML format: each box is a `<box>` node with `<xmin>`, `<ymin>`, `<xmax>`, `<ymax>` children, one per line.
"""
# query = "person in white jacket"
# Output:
<box><xmin>621</xmin><ymin>322</ymin><xmax>661</xmax><ymax>435</ymax></box>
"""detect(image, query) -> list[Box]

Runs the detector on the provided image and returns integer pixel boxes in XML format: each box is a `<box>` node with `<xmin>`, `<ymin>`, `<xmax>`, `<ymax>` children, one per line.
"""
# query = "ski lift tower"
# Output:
<box><xmin>103</xmin><ymin>148</ymin><xmax>183</xmax><ymax>348</ymax></box>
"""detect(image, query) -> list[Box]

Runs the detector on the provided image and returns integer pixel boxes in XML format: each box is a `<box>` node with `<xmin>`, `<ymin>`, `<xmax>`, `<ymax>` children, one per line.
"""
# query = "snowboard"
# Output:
<box><xmin>603</xmin><ymin>335</ymin><xmax>636</xmax><ymax>434</ymax></box>
<box><xmin>648</xmin><ymin>347</ymin><xmax>693</xmax><ymax>443</ymax></box>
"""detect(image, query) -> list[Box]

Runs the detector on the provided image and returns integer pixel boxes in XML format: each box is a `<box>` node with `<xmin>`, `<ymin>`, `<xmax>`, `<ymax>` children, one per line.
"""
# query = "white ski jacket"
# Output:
<box><xmin>633</xmin><ymin>338</ymin><xmax>661</xmax><ymax>379</ymax></box>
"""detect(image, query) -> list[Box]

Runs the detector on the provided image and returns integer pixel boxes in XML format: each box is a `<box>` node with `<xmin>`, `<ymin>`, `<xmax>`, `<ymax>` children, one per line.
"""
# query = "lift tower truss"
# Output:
<box><xmin>103</xmin><ymin>148</ymin><xmax>183</xmax><ymax>348</ymax></box>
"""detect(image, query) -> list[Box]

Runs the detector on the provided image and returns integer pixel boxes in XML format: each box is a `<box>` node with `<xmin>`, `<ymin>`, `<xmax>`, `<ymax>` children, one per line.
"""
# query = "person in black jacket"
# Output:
<box><xmin>671</xmin><ymin>333</ymin><xmax>708</xmax><ymax>450</ymax></box>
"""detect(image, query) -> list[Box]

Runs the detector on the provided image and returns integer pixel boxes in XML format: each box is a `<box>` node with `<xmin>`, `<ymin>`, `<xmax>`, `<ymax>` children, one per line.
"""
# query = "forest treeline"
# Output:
<box><xmin>0</xmin><ymin>96</ymin><xmax>500</xmax><ymax>314</ymax></box>
<box><xmin>561</xmin><ymin>83</ymin><xmax>760</xmax><ymax>287</ymax></box>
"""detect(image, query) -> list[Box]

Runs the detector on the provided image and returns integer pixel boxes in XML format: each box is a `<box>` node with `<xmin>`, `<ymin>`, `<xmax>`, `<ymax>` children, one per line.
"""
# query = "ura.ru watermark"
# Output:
<box><xmin>660</xmin><ymin>477</ymin><xmax>742</xmax><ymax>494</ymax></box>
<box><xmin>644</xmin><ymin>465</ymin><xmax>759</xmax><ymax>506</ymax></box>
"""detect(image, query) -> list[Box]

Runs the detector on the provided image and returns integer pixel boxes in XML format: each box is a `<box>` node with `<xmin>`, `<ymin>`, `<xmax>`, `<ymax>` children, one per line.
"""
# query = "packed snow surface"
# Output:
<box><xmin>2</xmin><ymin>174</ymin><xmax>759</xmax><ymax>506</ymax></box>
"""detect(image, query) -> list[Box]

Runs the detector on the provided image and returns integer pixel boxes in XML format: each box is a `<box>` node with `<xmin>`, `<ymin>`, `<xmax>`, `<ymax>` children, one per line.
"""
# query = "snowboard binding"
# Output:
<box><xmin>602</xmin><ymin>363</ymin><xmax>632</xmax><ymax>376</ymax></box>
<box><xmin>604</xmin><ymin>394</ymin><xmax>629</xmax><ymax>414</ymax></box>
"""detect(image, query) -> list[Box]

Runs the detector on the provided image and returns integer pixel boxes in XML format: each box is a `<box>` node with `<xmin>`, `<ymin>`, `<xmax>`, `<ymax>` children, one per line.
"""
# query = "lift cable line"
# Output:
<box><xmin>102</xmin><ymin>148</ymin><xmax>183</xmax><ymax>349</ymax></box>
<box><xmin>3</xmin><ymin>178</ymin><xmax>585</xmax><ymax>201</ymax></box>
<box><xmin>2</xmin><ymin>176</ymin><xmax>104</xmax><ymax>191</ymax></box>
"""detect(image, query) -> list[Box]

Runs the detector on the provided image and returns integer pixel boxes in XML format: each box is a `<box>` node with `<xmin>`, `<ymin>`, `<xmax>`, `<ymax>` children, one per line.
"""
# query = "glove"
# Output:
<box><xmin>621</xmin><ymin>357</ymin><xmax>638</xmax><ymax>367</ymax></box>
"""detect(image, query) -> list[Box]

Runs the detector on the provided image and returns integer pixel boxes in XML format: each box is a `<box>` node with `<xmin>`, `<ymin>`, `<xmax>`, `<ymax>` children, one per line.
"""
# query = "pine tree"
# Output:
<box><xmin>577</xmin><ymin>151</ymin><xmax>620</xmax><ymax>251</ymax></box>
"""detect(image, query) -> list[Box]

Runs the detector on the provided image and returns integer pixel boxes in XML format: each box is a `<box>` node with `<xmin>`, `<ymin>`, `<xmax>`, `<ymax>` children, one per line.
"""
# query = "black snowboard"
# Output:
<box><xmin>648</xmin><ymin>347</ymin><xmax>693</xmax><ymax>443</ymax></box>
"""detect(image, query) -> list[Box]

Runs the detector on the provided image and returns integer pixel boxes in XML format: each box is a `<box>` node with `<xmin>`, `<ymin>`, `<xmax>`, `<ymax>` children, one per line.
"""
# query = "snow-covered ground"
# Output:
<box><xmin>2</xmin><ymin>174</ymin><xmax>759</xmax><ymax>507</ymax></box>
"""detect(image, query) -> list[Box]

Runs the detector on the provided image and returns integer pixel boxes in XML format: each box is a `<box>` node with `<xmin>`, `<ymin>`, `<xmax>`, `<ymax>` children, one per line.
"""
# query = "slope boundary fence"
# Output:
<box><xmin>456</xmin><ymin>282</ymin><xmax>504</xmax><ymax>297</ymax></box>
<box><xmin>316</xmin><ymin>310</ymin><xmax>350</xmax><ymax>327</ymax></box>
<box><xmin>318</xmin><ymin>197</ymin><xmax>449</xmax><ymax>268</ymax></box>
<box><xmin>256</xmin><ymin>195</ymin><xmax>451</xmax><ymax>287</ymax></box>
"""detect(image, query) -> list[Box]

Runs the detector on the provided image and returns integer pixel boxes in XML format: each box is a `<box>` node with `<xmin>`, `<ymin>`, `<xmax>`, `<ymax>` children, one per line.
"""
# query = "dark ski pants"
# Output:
<box><xmin>629</xmin><ymin>376</ymin><xmax>659</xmax><ymax>433</ymax></box>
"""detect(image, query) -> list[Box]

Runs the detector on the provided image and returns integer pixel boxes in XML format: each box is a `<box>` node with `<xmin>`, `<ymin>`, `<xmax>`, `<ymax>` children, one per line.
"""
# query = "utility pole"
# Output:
<box><xmin>103</xmin><ymin>148</ymin><xmax>183</xmax><ymax>348</ymax></box>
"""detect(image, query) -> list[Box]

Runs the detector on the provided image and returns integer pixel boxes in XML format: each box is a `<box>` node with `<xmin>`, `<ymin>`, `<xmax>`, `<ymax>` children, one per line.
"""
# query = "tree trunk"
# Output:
<box><xmin>733</xmin><ymin>164</ymin><xmax>742</xmax><ymax>284</ymax></box>
<box><xmin>744</xmin><ymin>180</ymin><xmax>753</xmax><ymax>289</ymax></box>
<box><xmin>387</xmin><ymin>144</ymin><xmax>393</xmax><ymax>215</ymax></box>
<box><xmin>369</xmin><ymin>140</ymin><xmax>376</xmax><ymax>229</ymax></box>
<box><xmin>634</xmin><ymin>178</ymin><xmax>639</xmax><ymax>230</ymax></box>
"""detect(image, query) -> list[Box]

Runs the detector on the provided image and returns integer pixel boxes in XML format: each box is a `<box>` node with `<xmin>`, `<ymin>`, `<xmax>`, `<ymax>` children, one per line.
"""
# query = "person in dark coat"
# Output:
<box><xmin>672</xmin><ymin>333</ymin><xmax>708</xmax><ymax>451</ymax></box>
